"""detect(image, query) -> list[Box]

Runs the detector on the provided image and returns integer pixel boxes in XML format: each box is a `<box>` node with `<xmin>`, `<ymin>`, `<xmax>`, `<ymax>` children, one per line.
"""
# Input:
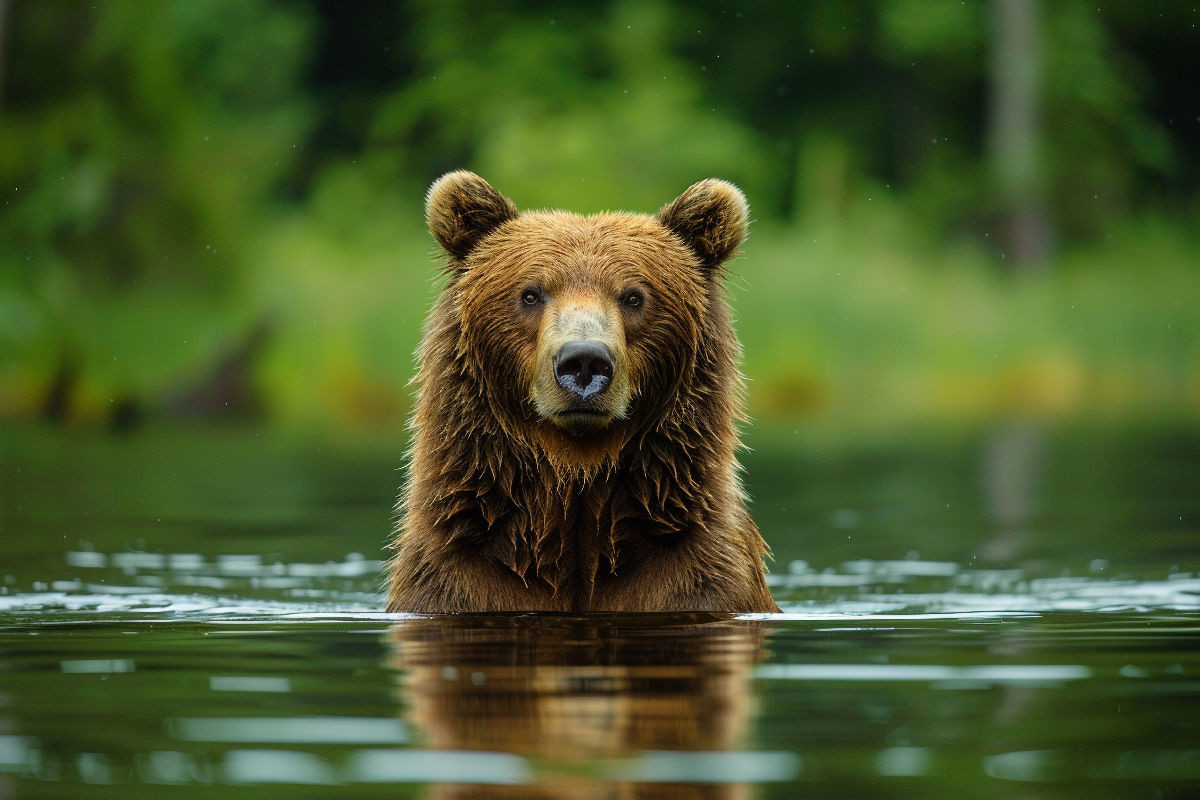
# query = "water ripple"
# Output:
<box><xmin>1</xmin><ymin>551</ymin><xmax>1197</xmax><ymax>622</ymax></box>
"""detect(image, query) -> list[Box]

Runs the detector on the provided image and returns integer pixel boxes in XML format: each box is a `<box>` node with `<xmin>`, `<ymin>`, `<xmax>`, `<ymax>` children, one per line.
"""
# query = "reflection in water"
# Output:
<box><xmin>980</xmin><ymin>419</ymin><xmax>1047</xmax><ymax>564</ymax></box>
<box><xmin>389</xmin><ymin>614</ymin><xmax>790</xmax><ymax>797</ymax></box>
<box><xmin>978</xmin><ymin>421</ymin><xmax>1050</xmax><ymax>734</ymax></box>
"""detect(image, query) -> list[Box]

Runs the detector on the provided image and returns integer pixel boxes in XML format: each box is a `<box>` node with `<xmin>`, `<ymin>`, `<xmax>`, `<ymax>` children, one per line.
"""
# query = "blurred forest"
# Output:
<box><xmin>1</xmin><ymin>0</ymin><xmax>1197</xmax><ymax>435</ymax></box>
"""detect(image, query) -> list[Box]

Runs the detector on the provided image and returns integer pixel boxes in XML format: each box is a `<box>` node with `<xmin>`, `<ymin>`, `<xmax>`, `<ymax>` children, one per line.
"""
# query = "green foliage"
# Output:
<box><xmin>736</xmin><ymin>207</ymin><xmax>1200</xmax><ymax>427</ymax></box>
<box><xmin>0</xmin><ymin>1</ymin><xmax>313</xmax><ymax>286</ymax></box>
<box><xmin>368</xmin><ymin>0</ymin><xmax>774</xmax><ymax>212</ymax></box>
<box><xmin>0</xmin><ymin>0</ymin><xmax>314</xmax><ymax>410</ymax></box>
<box><xmin>0</xmin><ymin>0</ymin><xmax>1195</xmax><ymax>430</ymax></box>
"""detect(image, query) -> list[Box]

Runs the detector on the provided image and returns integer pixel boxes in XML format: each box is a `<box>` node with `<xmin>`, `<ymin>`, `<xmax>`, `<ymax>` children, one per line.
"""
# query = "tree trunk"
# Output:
<box><xmin>988</xmin><ymin>0</ymin><xmax>1053</xmax><ymax>269</ymax></box>
<box><xmin>0</xmin><ymin>0</ymin><xmax>9</xmax><ymax>105</ymax></box>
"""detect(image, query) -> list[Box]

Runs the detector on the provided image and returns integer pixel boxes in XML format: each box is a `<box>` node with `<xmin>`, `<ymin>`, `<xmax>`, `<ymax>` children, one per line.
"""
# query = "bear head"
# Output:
<box><xmin>423</xmin><ymin>171</ymin><xmax>748</xmax><ymax>471</ymax></box>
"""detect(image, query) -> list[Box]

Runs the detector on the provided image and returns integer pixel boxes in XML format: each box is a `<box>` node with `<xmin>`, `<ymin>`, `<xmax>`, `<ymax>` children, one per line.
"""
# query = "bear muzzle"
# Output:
<box><xmin>532</xmin><ymin>301</ymin><xmax>631</xmax><ymax>435</ymax></box>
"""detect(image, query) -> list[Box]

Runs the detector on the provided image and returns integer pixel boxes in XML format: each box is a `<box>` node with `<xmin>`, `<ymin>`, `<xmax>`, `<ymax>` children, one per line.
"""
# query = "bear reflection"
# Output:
<box><xmin>389</xmin><ymin>613</ymin><xmax>767</xmax><ymax>799</ymax></box>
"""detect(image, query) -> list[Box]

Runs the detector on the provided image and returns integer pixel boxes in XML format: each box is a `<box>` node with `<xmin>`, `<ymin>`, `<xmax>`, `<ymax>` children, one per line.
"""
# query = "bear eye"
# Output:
<box><xmin>521</xmin><ymin>289</ymin><xmax>541</xmax><ymax>306</ymax></box>
<box><xmin>622</xmin><ymin>289</ymin><xmax>644</xmax><ymax>309</ymax></box>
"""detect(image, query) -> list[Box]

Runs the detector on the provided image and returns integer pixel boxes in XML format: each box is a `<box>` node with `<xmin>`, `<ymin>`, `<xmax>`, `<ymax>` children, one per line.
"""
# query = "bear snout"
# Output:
<box><xmin>553</xmin><ymin>341</ymin><xmax>614</xmax><ymax>400</ymax></box>
<box><xmin>530</xmin><ymin>302</ymin><xmax>630</xmax><ymax>432</ymax></box>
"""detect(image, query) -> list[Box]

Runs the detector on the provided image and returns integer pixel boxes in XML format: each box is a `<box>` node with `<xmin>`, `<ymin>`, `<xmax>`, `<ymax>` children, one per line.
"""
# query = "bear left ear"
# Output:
<box><xmin>425</xmin><ymin>170</ymin><xmax>519</xmax><ymax>261</ymax></box>
<box><xmin>657</xmin><ymin>179</ymin><xmax>749</xmax><ymax>270</ymax></box>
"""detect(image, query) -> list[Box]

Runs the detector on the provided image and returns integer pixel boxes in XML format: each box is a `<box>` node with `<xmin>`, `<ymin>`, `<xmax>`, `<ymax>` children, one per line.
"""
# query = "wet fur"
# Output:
<box><xmin>387</xmin><ymin>173</ymin><xmax>777</xmax><ymax>613</ymax></box>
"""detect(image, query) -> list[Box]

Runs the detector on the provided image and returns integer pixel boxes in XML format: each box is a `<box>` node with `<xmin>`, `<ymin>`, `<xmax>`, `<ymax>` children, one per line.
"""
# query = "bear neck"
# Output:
<box><xmin>408</xmin><ymin>347</ymin><xmax>743</xmax><ymax>607</ymax></box>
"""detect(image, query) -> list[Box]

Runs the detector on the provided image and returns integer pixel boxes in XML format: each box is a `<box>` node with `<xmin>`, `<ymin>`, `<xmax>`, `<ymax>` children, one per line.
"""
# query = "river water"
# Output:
<box><xmin>1</xmin><ymin>423</ymin><xmax>1198</xmax><ymax>798</ymax></box>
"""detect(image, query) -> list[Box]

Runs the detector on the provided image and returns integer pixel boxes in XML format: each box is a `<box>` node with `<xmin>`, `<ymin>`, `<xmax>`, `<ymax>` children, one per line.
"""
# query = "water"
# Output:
<box><xmin>2</xmin><ymin>423</ymin><xmax>1199</xmax><ymax>798</ymax></box>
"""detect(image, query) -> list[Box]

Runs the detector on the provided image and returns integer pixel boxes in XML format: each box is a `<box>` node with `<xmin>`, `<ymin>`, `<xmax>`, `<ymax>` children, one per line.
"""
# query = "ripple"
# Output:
<box><xmin>167</xmin><ymin>717</ymin><xmax>410</xmax><ymax>745</ymax></box>
<box><xmin>1</xmin><ymin>552</ymin><xmax>1198</xmax><ymax>621</ymax></box>
<box><xmin>756</xmin><ymin>663</ymin><xmax>1092</xmax><ymax>685</ymax></box>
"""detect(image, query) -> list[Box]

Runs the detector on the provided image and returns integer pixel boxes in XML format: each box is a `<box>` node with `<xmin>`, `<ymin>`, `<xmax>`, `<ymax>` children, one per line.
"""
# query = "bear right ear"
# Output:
<box><xmin>657</xmin><ymin>179</ymin><xmax>749</xmax><ymax>271</ymax></box>
<box><xmin>425</xmin><ymin>171</ymin><xmax>519</xmax><ymax>261</ymax></box>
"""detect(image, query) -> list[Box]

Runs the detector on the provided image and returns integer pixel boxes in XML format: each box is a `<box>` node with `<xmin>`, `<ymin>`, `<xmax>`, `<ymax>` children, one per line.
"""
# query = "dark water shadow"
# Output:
<box><xmin>388</xmin><ymin>612</ymin><xmax>787</xmax><ymax>798</ymax></box>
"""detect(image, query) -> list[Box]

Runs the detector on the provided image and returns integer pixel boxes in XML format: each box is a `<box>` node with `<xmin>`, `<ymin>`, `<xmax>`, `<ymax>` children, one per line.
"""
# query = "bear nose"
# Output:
<box><xmin>554</xmin><ymin>341</ymin><xmax>614</xmax><ymax>399</ymax></box>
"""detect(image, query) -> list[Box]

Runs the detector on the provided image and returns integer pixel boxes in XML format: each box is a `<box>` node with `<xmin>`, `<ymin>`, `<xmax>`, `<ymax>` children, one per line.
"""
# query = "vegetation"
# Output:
<box><xmin>1</xmin><ymin>0</ymin><xmax>1196</xmax><ymax>433</ymax></box>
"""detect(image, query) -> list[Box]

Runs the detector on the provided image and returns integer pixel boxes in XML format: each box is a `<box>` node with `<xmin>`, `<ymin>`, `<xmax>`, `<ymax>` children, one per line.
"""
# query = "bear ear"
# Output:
<box><xmin>657</xmin><ymin>179</ymin><xmax>749</xmax><ymax>270</ymax></box>
<box><xmin>425</xmin><ymin>171</ymin><xmax>519</xmax><ymax>261</ymax></box>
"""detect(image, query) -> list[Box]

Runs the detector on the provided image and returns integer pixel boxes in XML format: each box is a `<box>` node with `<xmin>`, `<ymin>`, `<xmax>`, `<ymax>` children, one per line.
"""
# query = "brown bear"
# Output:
<box><xmin>386</xmin><ymin>171</ymin><xmax>778</xmax><ymax>613</ymax></box>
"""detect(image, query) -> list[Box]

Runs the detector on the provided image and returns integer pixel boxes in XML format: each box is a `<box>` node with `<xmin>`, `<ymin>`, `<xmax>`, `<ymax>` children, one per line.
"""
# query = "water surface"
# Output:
<box><xmin>2</xmin><ymin>424</ymin><xmax>1198</xmax><ymax>797</ymax></box>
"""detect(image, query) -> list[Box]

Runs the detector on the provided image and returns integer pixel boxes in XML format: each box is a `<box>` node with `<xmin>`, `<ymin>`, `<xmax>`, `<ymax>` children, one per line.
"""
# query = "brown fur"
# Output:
<box><xmin>387</xmin><ymin>172</ymin><xmax>778</xmax><ymax>613</ymax></box>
